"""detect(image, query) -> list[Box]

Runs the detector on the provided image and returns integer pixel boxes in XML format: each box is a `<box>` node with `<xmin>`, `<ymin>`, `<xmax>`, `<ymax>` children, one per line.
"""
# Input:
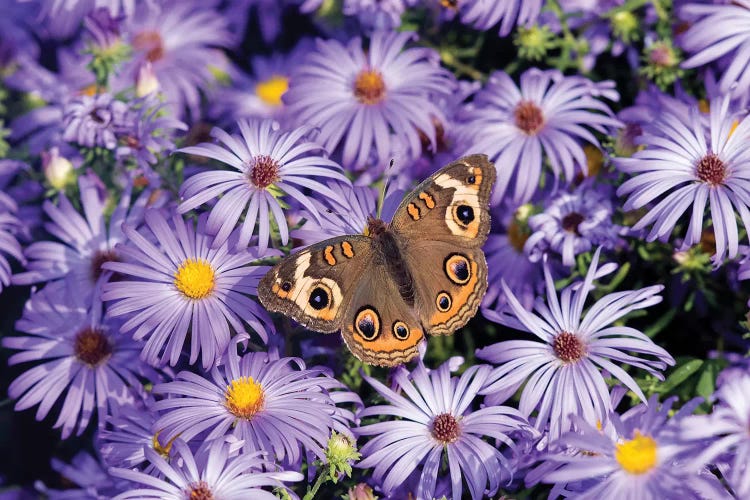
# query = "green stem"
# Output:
<box><xmin>302</xmin><ymin>469</ymin><xmax>329</xmax><ymax>500</ymax></box>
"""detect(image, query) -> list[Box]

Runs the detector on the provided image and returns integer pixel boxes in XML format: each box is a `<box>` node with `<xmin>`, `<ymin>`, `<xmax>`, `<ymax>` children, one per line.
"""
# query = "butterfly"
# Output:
<box><xmin>257</xmin><ymin>154</ymin><xmax>496</xmax><ymax>367</ymax></box>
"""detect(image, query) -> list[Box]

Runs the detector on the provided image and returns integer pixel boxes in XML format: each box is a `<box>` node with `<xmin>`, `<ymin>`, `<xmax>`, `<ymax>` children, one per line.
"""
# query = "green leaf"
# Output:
<box><xmin>657</xmin><ymin>358</ymin><xmax>703</xmax><ymax>394</ymax></box>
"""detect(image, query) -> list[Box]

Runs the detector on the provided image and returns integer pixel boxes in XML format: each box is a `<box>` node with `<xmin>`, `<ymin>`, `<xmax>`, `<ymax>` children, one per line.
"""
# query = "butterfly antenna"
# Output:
<box><xmin>377</xmin><ymin>158</ymin><xmax>395</xmax><ymax>219</ymax></box>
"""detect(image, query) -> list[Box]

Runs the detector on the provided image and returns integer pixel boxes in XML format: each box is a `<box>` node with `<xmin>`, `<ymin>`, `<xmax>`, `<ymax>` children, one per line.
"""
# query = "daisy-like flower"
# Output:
<box><xmin>615</xmin><ymin>96</ymin><xmax>750</xmax><ymax>265</ymax></box>
<box><xmin>478</xmin><ymin>248</ymin><xmax>674</xmax><ymax>442</ymax></box>
<box><xmin>152</xmin><ymin>350</ymin><xmax>349</xmax><ymax>466</ymax></box>
<box><xmin>458</xmin><ymin>68</ymin><xmax>621</xmax><ymax>204</ymax></box>
<box><xmin>12</xmin><ymin>173</ymin><xmax>151</xmax><ymax>302</ymax></box>
<box><xmin>37</xmin><ymin>451</ymin><xmax>127</xmax><ymax>499</ymax></box>
<box><xmin>449</xmin><ymin>0</ymin><xmax>544</xmax><ymax>37</ymax></box>
<box><xmin>525</xmin><ymin>181</ymin><xmax>624</xmax><ymax>266</ymax></box>
<box><xmin>680</xmin><ymin>1</ymin><xmax>750</xmax><ymax>97</ymax></box>
<box><xmin>681</xmin><ymin>372</ymin><xmax>750</xmax><ymax>498</ymax></box>
<box><xmin>284</xmin><ymin>31</ymin><xmax>455</xmax><ymax>169</ymax></box>
<box><xmin>343</xmin><ymin>0</ymin><xmax>410</xmax><ymax>30</ymax></box>
<box><xmin>177</xmin><ymin>119</ymin><xmax>349</xmax><ymax>253</ymax></box>
<box><xmin>2</xmin><ymin>282</ymin><xmax>160</xmax><ymax>439</ymax></box>
<box><xmin>101</xmin><ymin>210</ymin><xmax>273</xmax><ymax>369</ymax></box>
<box><xmin>111</xmin><ymin>439</ymin><xmax>303</xmax><ymax>500</ymax></box>
<box><xmin>122</xmin><ymin>0</ymin><xmax>231</xmax><ymax>119</ymax></box>
<box><xmin>533</xmin><ymin>396</ymin><xmax>730</xmax><ymax>499</ymax></box>
<box><xmin>355</xmin><ymin>360</ymin><xmax>532</xmax><ymax>500</ymax></box>
<box><xmin>62</xmin><ymin>93</ymin><xmax>129</xmax><ymax>149</ymax></box>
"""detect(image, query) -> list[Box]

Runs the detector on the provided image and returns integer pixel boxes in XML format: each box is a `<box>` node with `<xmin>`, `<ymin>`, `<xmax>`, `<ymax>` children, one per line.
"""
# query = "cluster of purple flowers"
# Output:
<box><xmin>2</xmin><ymin>0</ymin><xmax>750</xmax><ymax>499</ymax></box>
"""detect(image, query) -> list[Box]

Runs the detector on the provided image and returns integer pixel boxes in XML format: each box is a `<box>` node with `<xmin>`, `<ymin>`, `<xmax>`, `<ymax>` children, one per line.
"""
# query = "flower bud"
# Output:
<box><xmin>42</xmin><ymin>147</ymin><xmax>75</xmax><ymax>190</ymax></box>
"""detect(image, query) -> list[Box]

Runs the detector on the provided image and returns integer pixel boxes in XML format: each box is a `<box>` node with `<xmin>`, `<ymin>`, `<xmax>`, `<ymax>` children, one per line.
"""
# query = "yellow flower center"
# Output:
<box><xmin>615</xmin><ymin>431</ymin><xmax>658</xmax><ymax>475</ymax></box>
<box><xmin>151</xmin><ymin>431</ymin><xmax>178</xmax><ymax>458</ymax></box>
<box><xmin>353</xmin><ymin>69</ymin><xmax>386</xmax><ymax>105</ymax></box>
<box><xmin>507</xmin><ymin>220</ymin><xmax>529</xmax><ymax>253</ymax></box>
<box><xmin>255</xmin><ymin>75</ymin><xmax>289</xmax><ymax>106</ymax></box>
<box><xmin>224</xmin><ymin>376</ymin><xmax>265</xmax><ymax>420</ymax></box>
<box><xmin>174</xmin><ymin>258</ymin><xmax>215</xmax><ymax>300</ymax></box>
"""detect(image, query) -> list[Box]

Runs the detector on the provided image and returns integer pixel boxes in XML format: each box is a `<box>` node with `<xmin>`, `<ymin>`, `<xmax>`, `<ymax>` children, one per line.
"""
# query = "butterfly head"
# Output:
<box><xmin>364</xmin><ymin>216</ymin><xmax>388</xmax><ymax>238</ymax></box>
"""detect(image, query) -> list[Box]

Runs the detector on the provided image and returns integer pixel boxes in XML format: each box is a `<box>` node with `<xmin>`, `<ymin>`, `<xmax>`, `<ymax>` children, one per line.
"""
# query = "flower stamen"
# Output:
<box><xmin>174</xmin><ymin>259</ymin><xmax>215</xmax><ymax>300</ymax></box>
<box><xmin>696</xmin><ymin>152</ymin><xmax>726</xmax><ymax>186</ymax></box>
<box><xmin>255</xmin><ymin>75</ymin><xmax>289</xmax><ymax>107</ymax></box>
<box><xmin>74</xmin><ymin>327</ymin><xmax>113</xmax><ymax>367</ymax></box>
<box><xmin>186</xmin><ymin>481</ymin><xmax>214</xmax><ymax>500</ymax></box>
<box><xmin>354</xmin><ymin>70</ymin><xmax>386</xmax><ymax>105</ymax></box>
<box><xmin>248</xmin><ymin>154</ymin><xmax>280</xmax><ymax>189</ymax></box>
<box><xmin>615</xmin><ymin>431</ymin><xmax>658</xmax><ymax>474</ymax></box>
<box><xmin>553</xmin><ymin>331</ymin><xmax>586</xmax><ymax>363</ymax></box>
<box><xmin>431</xmin><ymin>413</ymin><xmax>461</xmax><ymax>444</ymax></box>
<box><xmin>514</xmin><ymin>100</ymin><xmax>545</xmax><ymax>135</ymax></box>
<box><xmin>225</xmin><ymin>376</ymin><xmax>265</xmax><ymax>420</ymax></box>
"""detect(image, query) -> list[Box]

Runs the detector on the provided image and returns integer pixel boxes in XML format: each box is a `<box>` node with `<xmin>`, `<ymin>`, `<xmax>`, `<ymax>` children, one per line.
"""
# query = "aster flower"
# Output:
<box><xmin>615</xmin><ymin>96</ymin><xmax>750</xmax><ymax>265</ymax></box>
<box><xmin>122</xmin><ymin>0</ymin><xmax>231</xmax><ymax>119</ymax></box>
<box><xmin>355</xmin><ymin>360</ymin><xmax>532</xmax><ymax>500</ymax></box>
<box><xmin>152</xmin><ymin>350</ymin><xmax>349</xmax><ymax>466</ymax></box>
<box><xmin>343</xmin><ymin>0</ymin><xmax>410</xmax><ymax>30</ymax></box>
<box><xmin>478</xmin><ymin>248</ymin><xmax>674</xmax><ymax>442</ymax></box>
<box><xmin>30</xmin><ymin>0</ymin><xmax>133</xmax><ymax>39</ymax></box>
<box><xmin>451</xmin><ymin>0</ymin><xmax>544</xmax><ymax>37</ymax></box>
<box><xmin>111</xmin><ymin>439</ymin><xmax>303</xmax><ymax>499</ymax></box>
<box><xmin>177</xmin><ymin>119</ymin><xmax>348</xmax><ymax>253</ymax></box>
<box><xmin>97</xmin><ymin>400</ymin><xmax>174</xmax><ymax>469</ymax></box>
<box><xmin>61</xmin><ymin>93</ymin><xmax>130</xmax><ymax>149</ymax></box>
<box><xmin>458</xmin><ymin>68</ymin><xmax>621</xmax><ymax>204</ymax></box>
<box><xmin>681</xmin><ymin>372</ymin><xmax>750</xmax><ymax>498</ymax></box>
<box><xmin>680</xmin><ymin>1</ymin><xmax>750</xmax><ymax>97</ymax></box>
<box><xmin>284</xmin><ymin>31</ymin><xmax>455</xmax><ymax>170</ymax></box>
<box><xmin>525</xmin><ymin>181</ymin><xmax>624</xmax><ymax>266</ymax></box>
<box><xmin>532</xmin><ymin>396</ymin><xmax>730</xmax><ymax>499</ymax></box>
<box><xmin>12</xmin><ymin>174</ymin><xmax>151</xmax><ymax>302</ymax></box>
<box><xmin>101</xmin><ymin>210</ymin><xmax>274</xmax><ymax>369</ymax></box>
<box><xmin>2</xmin><ymin>282</ymin><xmax>160</xmax><ymax>439</ymax></box>
<box><xmin>37</xmin><ymin>451</ymin><xmax>126</xmax><ymax>499</ymax></box>
<box><xmin>0</xmin><ymin>186</ymin><xmax>24</xmax><ymax>295</ymax></box>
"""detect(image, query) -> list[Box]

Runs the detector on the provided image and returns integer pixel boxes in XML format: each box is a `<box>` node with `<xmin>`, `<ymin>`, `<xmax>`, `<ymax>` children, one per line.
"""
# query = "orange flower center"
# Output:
<box><xmin>354</xmin><ymin>70</ymin><xmax>386</xmax><ymax>105</ymax></box>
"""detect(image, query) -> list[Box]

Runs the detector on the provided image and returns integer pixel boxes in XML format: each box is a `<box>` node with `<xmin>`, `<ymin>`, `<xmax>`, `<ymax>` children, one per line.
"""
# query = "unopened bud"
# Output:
<box><xmin>42</xmin><ymin>147</ymin><xmax>75</xmax><ymax>190</ymax></box>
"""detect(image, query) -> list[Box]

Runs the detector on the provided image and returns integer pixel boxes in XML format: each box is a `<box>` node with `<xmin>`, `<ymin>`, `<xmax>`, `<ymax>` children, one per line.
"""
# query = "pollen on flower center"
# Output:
<box><xmin>354</xmin><ymin>69</ymin><xmax>386</xmax><ymax>105</ymax></box>
<box><xmin>562</xmin><ymin>212</ymin><xmax>585</xmax><ymax>234</ymax></box>
<box><xmin>553</xmin><ymin>331</ymin><xmax>586</xmax><ymax>363</ymax></box>
<box><xmin>91</xmin><ymin>249</ymin><xmax>119</xmax><ymax>282</ymax></box>
<box><xmin>225</xmin><ymin>376</ymin><xmax>265</xmax><ymax>420</ymax></box>
<box><xmin>514</xmin><ymin>100</ymin><xmax>545</xmax><ymax>135</ymax></box>
<box><xmin>74</xmin><ymin>327</ymin><xmax>113</xmax><ymax>367</ymax></box>
<box><xmin>248</xmin><ymin>154</ymin><xmax>281</xmax><ymax>189</ymax></box>
<box><xmin>615</xmin><ymin>431</ymin><xmax>658</xmax><ymax>475</ymax></box>
<box><xmin>186</xmin><ymin>480</ymin><xmax>214</xmax><ymax>500</ymax></box>
<box><xmin>174</xmin><ymin>258</ymin><xmax>215</xmax><ymax>300</ymax></box>
<box><xmin>431</xmin><ymin>412</ymin><xmax>461</xmax><ymax>444</ymax></box>
<box><xmin>255</xmin><ymin>75</ymin><xmax>289</xmax><ymax>106</ymax></box>
<box><xmin>133</xmin><ymin>31</ymin><xmax>165</xmax><ymax>62</ymax></box>
<box><xmin>696</xmin><ymin>152</ymin><xmax>726</xmax><ymax>186</ymax></box>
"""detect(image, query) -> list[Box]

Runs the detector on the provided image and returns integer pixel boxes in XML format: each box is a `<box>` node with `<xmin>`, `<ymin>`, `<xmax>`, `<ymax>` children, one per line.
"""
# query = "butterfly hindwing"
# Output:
<box><xmin>390</xmin><ymin>154</ymin><xmax>496</xmax><ymax>248</ymax></box>
<box><xmin>258</xmin><ymin>236</ymin><xmax>373</xmax><ymax>333</ymax></box>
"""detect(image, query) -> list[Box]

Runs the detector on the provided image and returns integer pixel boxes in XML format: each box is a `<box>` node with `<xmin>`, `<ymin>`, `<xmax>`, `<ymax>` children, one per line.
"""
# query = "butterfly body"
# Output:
<box><xmin>258</xmin><ymin>154</ymin><xmax>496</xmax><ymax>367</ymax></box>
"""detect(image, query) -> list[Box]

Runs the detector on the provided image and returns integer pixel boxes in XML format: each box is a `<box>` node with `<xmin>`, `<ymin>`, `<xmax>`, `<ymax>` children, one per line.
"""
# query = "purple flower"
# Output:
<box><xmin>478</xmin><ymin>248</ymin><xmax>674</xmax><ymax>442</ymax></box>
<box><xmin>615</xmin><ymin>96</ymin><xmax>750</xmax><ymax>265</ymax></box>
<box><xmin>122</xmin><ymin>0</ymin><xmax>231</xmax><ymax>119</ymax></box>
<box><xmin>681</xmin><ymin>372</ymin><xmax>750</xmax><ymax>498</ymax></box>
<box><xmin>0</xmin><ymin>180</ymin><xmax>24</xmax><ymax>294</ymax></box>
<box><xmin>285</xmin><ymin>31</ymin><xmax>455</xmax><ymax>170</ymax></box>
<box><xmin>2</xmin><ymin>283</ymin><xmax>160</xmax><ymax>439</ymax></box>
<box><xmin>114</xmin><ymin>95</ymin><xmax>187</xmax><ymax>172</ymax></box>
<box><xmin>152</xmin><ymin>350</ymin><xmax>352</xmax><ymax>466</ymax></box>
<box><xmin>458</xmin><ymin>68</ymin><xmax>621</xmax><ymax>204</ymax></box>
<box><xmin>62</xmin><ymin>93</ymin><xmax>129</xmax><ymax>149</ymax></box>
<box><xmin>37</xmin><ymin>451</ymin><xmax>126</xmax><ymax>499</ymax></box>
<box><xmin>680</xmin><ymin>2</ymin><xmax>750</xmax><ymax>97</ymax></box>
<box><xmin>343</xmin><ymin>0</ymin><xmax>410</xmax><ymax>30</ymax></box>
<box><xmin>355</xmin><ymin>361</ymin><xmax>532</xmax><ymax>500</ymax></box>
<box><xmin>97</xmin><ymin>400</ymin><xmax>174</xmax><ymax>469</ymax></box>
<box><xmin>481</xmin><ymin>214</ymin><xmax>543</xmax><ymax>312</ymax></box>
<box><xmin>177</xmin><ymin>119</ymin><xmax>348</xmax><ymax>253</ymax></box>
<box><xmin>532</xmin><ymin>396</ymin><xmax>729</xmax><ymax>499</ymax></box>
<box><xmin>12</xmin><ymin>174</ymin><xmax>151</xmax><ymax>302</ymax></box>
<box><xmin>525</xmin><ymin>181</ymin><xmax>624</xmax><ymax>266</ymax></box>
<box><xmin>101</xmin><ymin>210</ymin><xmax>274</xmax><ymax>369</ymax></box>
<box><xmin>31</xmin><ymin>0</ymin><xmax>133</xmax><ymax>39</ymax></box>
<box><xmin>453</xmin><ymin>0</ymin><xmax>544</xmax><ymax>37</ymax></box>
<box><xmin>110</xmin><ymin>439</ymin><xmax>303</xmax><ymax>499</ymax></box>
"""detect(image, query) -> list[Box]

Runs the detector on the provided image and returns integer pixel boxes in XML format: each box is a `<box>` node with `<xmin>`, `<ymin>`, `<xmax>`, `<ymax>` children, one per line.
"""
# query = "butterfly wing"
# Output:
<box><xmin>390</xmin><ymin>154</ymin><xmax>495</xmax><ymax>336</ymax></box>
<box><xmin>258</xmin><ymin>235</ymin><xmax>373</xmax><ymax>333</ymax></box>
<box><xmin>390</xmin><ymin>154</ymin><xmax>496</xmax><ymax>247</ymax></box>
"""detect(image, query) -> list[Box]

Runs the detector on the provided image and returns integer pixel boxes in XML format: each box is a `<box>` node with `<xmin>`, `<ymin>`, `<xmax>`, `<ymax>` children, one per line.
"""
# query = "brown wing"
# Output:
<box><xmin>257</xmin><ymin>235</ymin><xmax>373</xmax><ymax>333</ymax></box>
<box><xmin>400</xmin><ymin>240</ymin><xmax>488</xmax><ymax>336</ymax></box>
<box><xmin>390</xmin><ymin>154</ymin><xmax>496</xmax><ymax>248</ymax></box>
<box><xmin>340</xmin><ymin>260</ymin><xmax>425</xmax><ymax>367</ymax></box>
